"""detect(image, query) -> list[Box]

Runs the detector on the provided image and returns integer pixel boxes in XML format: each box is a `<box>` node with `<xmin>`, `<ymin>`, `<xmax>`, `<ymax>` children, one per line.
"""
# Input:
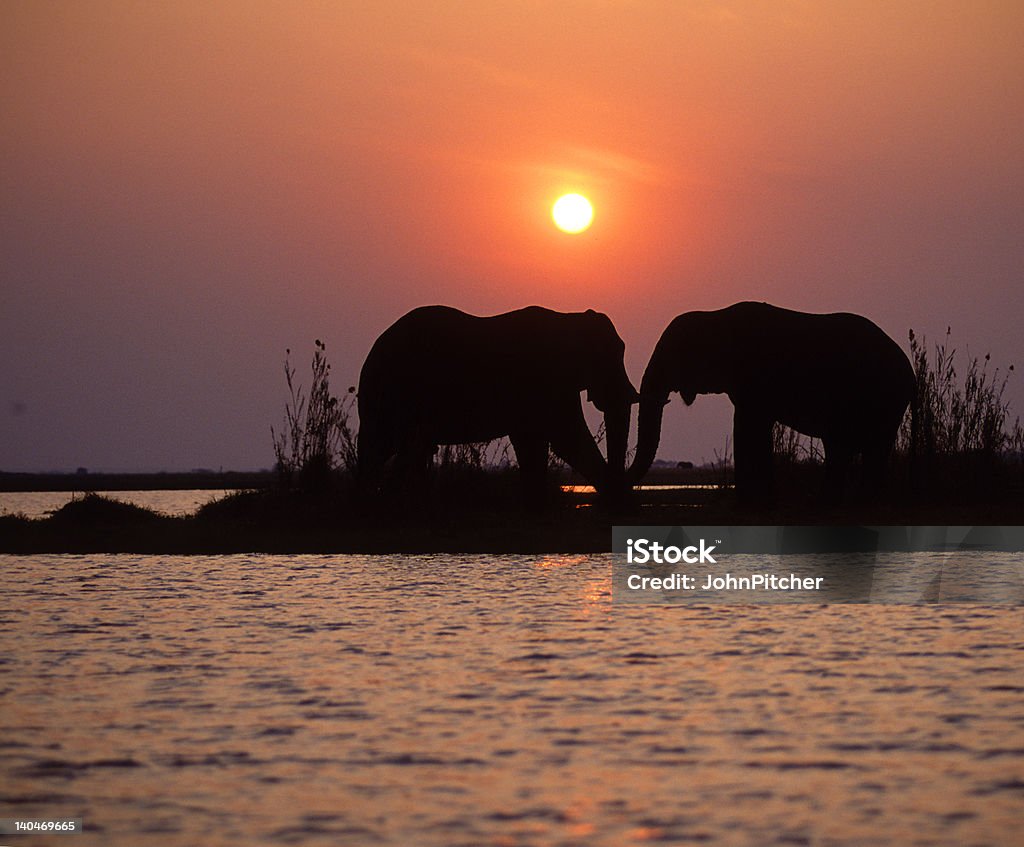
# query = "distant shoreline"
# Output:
<box><xmin>0</xmin><ymin>470</ymin><xmax>276</xmax><ymax>493</ymax></box>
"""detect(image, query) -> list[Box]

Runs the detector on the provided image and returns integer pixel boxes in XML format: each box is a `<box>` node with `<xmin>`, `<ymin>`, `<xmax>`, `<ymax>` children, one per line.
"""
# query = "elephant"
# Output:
<box><xmin>357</xmin><ymin>305</ymin><xmax>638</xmax><ymax>504</ymax></box>
<box><xmin>629</xmin><ymin>302</ymin><xmax>915</xmax><ymax>501</ymax></box>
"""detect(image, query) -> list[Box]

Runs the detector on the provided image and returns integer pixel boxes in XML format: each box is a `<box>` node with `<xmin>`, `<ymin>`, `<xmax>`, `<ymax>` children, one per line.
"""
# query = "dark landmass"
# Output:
<box><xmin>0</xmin><ymin>466</ymin><xmax>715</xmax><ymax>493</ymax></box>
<box><xmin>0</xmin><ymin>470</ymin><xmax>275</xmax><ymax>493</ymax></box>
<box><xmin>2</xmin><ymin>472</ymin><xmax>1022</xmax><ymax>554</ymax></box>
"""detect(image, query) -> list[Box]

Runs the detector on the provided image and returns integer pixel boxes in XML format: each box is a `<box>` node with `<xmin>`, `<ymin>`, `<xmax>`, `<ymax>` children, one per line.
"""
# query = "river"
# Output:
<box><xmin>2</xmin><ymin>552</ymin><xmax>1022</xmax><ymax>845</ymax></box>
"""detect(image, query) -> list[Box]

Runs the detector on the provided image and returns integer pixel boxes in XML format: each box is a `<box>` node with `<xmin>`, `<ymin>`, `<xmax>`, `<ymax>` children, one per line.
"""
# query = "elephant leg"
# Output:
<box><xmin>861</xmin><ymin>431</ymin><xmax>897</xmax><ymax>496</ymax></box>
<box><xmin>733</xmin><ymin>405</ymin><xmax>774</xmax><ymax>504</ymax></box>
<box><xmin>548</xmin><ymin>397</ymin><xmax>609</xmax><ymax>495</ymax></box>
<box><xmin>356</xmin><ymin>426</ymin><xmax>392</xmax><ymax>498</ymax></box>
<box><xmin>510</xmin><ymin>432</ymin><xmax>550</xmax><ymax>508</ymax></box>
<box><xmin>395</xmin><ymin>439</ymin><xmax>435</xmax><ymax>488</ymax></box>
<box><xmin>822</xmin><ymin>439</ymin><xmax>852</xmax><ymax>503</ymax></box>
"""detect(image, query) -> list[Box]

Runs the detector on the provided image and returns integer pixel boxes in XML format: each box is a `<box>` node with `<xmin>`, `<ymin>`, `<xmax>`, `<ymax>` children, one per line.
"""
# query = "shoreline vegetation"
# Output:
<box><xmin>2</xmin><ymin>329</ymin><xmax>1021</xmax><ymax>554</ymax></box>
<box><xmin>0</xmin><ymin>465</ymin><xmax>1021</xmax><ymax>554</ymax></box>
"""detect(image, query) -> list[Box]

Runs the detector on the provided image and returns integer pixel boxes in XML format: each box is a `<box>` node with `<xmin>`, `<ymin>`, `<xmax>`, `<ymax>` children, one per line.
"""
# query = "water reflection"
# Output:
<box><xmin>533</xmin><ymin>554</ymin><xmax>591</xmax><ymax>568</ymax></box>
<box><xmin>1</xmin><ymin>553</ymin><xmax>1021</xmax><ymax>846</ymax></box>
<box><xmin>562</xmin><ymin>484</ymin><xmax>727</xmax><ymax>494</ymax></box>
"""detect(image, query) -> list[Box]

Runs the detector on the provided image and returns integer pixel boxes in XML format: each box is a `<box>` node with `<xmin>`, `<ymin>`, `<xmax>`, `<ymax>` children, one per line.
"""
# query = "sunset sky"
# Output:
<box><xmin>3</xmin><ymin>2</ymin><xmax>1022</xmax><ymax>471</ymax></box>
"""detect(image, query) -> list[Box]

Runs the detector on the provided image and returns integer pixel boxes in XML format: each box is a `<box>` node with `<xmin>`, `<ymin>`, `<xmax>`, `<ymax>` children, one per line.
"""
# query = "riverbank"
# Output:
<box><xmin>2</xmin><ymin>486</ymin><xmax>1022</xmax><ymax>554</ymax></box>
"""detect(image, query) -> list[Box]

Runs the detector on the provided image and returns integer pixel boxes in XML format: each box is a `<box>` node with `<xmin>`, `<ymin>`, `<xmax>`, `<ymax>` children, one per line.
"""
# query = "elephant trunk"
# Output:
<box><xmin>602</xmin><ymin>400</ymin><xmax>631</xmax><ymax>498</ymax></box>
<box><xmin>626</xmin><ymin>321</ymin><xmax>684</xmax><ymax>487</ymax></box>
<box><xmin>628</xmin><ymin>339</ymin><xmax>674</xmax><ymax>486</ymax></box>
<box><xmin>628</xmin><ymin>387</ymin><xmax>668</xmax><ymax>486</ymax></box>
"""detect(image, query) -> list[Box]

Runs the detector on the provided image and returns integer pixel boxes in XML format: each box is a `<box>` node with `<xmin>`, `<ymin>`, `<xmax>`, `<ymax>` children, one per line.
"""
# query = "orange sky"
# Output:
<box><xmin>2</xmin><ymin>2</ymin><xmax>1022</xmax><ymax>469</ymax></box>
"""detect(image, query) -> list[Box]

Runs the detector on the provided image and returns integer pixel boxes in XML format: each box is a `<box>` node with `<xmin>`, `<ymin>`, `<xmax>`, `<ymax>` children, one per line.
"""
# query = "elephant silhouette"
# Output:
<box><xmin>357</xmin><ymin>305</ymin><xmax>638</xmax><ymax>504</ymax></box>
<box><xmin>629</xmin><ymin>302</ymin><xmax>915</xmax><ymax>502</ymax></box>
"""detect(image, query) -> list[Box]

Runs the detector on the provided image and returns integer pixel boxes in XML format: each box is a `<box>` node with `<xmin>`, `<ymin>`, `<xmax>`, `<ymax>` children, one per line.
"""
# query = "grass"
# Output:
<box><xmin>271</xmin><ymin>340</ymin><xmax>357</xmax><ymax>492</ymax></box>
<box><xmin>898</xmin><ymin>328</ymin><xmax>1023</xmax><ymax>499</ymax></box>
<box><xmin>900</xmin><ymin>328</ymin><xmax>1021</xmax><ymax>457</ymax></box>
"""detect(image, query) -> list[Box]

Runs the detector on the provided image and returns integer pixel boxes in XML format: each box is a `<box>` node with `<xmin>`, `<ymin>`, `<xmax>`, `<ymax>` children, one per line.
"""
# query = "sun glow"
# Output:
<box><xmin>552</xmin><ymin>193</ymin><xmax>594</xmax><ymax>233</ymax></box>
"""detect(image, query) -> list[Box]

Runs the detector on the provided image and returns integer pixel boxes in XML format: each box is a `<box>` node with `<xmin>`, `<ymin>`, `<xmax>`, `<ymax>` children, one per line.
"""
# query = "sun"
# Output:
<box><xmin>552</xmin><ymin>193</ymin><xmax>594</xmax><ymax>233</ymax></box>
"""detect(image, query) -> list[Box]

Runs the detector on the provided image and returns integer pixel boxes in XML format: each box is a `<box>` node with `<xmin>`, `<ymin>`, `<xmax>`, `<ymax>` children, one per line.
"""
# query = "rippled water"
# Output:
<box><xmin>2</xmin><ymin>553</ymin><xmax>1022</xmax><ymax>845</ymax></box>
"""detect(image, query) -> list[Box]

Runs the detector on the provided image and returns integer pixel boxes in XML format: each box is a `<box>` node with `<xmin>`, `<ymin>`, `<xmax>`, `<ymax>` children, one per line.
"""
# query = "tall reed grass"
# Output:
<box><xmin>899</xmin><ymin>328</ymin><xmax>1022</xmax><ymax>458</ymax></box>
<box><xmin>271</xmin><ymin>340</ymin><xmax>357</xmax><ymax>491</ymax></box>
<box><xmin>898</xmin><ymin>328</ymin><xmax>1022</xmax><ymax>496</ymax></box>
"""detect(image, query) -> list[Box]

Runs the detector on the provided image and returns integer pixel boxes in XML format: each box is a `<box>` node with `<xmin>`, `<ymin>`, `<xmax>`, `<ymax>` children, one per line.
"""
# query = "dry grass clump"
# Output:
<box><xmin>898</xmin><ymin>328</ymin><xmax>1023</xmax><ymax>497</ymax></box>
<box><xmin>271</xmin><ymin>340</ymin><xmax>357</xmax><ymax>492</ymax></box>
<box><xmin>900</xmin><ymin>328</ymin><xmax>1021</xmax><ymax>458</ymax></box>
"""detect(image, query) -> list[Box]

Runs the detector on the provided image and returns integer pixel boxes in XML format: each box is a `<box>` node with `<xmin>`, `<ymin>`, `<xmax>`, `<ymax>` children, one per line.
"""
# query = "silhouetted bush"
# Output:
<box><xmin>899</xmin><ymin>328</ymin><xmax>1021</xmax><ymax>456</ymax></box>
<box><xmin>898</xmin><ymin>328</ymin><xmax>1023</xmax><ymax>496</ymax></box>
<box><xmin>271</xmin><ymin>340</ymin><xmax>357</xmax><ymax>492</ymax></box>
<box><xmin>50</xmin><ymin>493</ymin><xmax>162</xmax><ymax>525</ymax></box>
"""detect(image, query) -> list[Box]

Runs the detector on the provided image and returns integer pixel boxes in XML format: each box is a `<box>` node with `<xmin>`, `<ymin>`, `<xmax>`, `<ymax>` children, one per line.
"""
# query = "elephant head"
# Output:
<box><xmin>571</xmin><ymin>310</ymin><xmax>640</xmax><ymax>495</ymax></box>
<box><xmin>629</xmin><ymin>312</ymin><xmax>733</xmax><ymax>485</ymax></box>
